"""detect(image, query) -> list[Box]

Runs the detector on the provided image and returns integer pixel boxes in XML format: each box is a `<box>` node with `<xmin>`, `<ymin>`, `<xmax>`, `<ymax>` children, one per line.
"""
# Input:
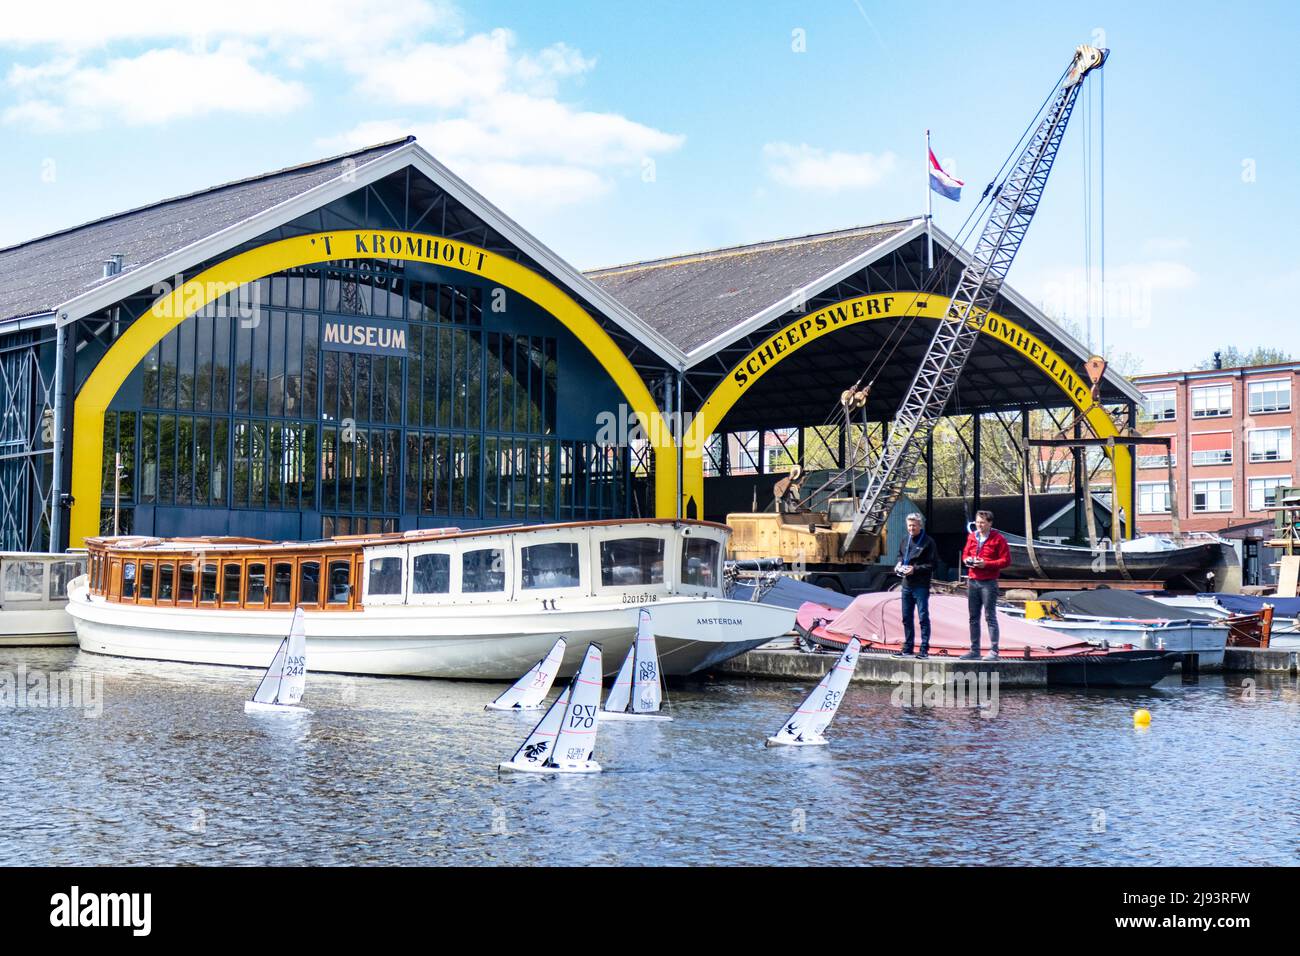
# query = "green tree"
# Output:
<box><xmin>1195</xmin><ymin>346</ymin><xmax>1292</xmax><ymax>370</ymax></box>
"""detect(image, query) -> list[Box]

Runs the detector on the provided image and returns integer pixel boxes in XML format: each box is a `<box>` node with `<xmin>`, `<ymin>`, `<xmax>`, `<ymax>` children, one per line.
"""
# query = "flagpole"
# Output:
<box><xmin>925</xmin><ymin>128</ymin><xmax>934</xmax><ymax>271</ymax></box>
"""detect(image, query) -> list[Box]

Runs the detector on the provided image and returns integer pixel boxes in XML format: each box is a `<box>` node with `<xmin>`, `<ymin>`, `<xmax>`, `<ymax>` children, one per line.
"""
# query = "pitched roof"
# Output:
<box><xmin>0</xmin><ymin>138</ymin><xmax>413</xmax><ymax>323</ymax></box>
<box><xmin>584</xmin><ymin>221</ymin><xmax>914</xmax><ymax>354</ymax></box>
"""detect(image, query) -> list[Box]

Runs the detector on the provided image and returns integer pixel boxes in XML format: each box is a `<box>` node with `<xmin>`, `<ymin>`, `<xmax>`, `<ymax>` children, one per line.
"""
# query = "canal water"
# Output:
<box><xmin>2</xmin><ymin>647</ymin><xmax>1297</xmax><ymax>866</ymax></box>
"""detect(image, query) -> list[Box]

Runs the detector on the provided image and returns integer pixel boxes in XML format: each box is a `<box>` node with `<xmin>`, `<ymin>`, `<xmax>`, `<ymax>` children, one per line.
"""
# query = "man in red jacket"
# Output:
<box><xmin>960</xmin><ymin>510</ymin><xmax>1011</xmax><ymax>660</ymax></box>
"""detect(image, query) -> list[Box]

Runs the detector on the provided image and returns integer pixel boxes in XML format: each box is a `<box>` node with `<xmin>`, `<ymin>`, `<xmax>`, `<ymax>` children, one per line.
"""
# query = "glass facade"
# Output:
<box><xmin>100</xmin><ymin>258</ymin><xmax>632</xmax><ymax>537</ymax></box>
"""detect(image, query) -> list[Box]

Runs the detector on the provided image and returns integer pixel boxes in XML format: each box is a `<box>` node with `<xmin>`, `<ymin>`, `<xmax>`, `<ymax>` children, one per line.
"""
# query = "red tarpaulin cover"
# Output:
<box><xmin>798</xmin><ymin>593</ymin><xmax>1120</xmax><ymax>658</ymax></box>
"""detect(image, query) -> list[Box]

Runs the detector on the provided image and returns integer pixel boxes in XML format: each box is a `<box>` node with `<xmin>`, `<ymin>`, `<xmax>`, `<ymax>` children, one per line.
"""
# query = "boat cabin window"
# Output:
<box><xmin>222</xmin><ymin>563</ymin><xmax>242</xmax><ymax>604</ymax></box>
<box><xmin>462</xmin><ymin>548</ymin><xmax>505</xmax><ymax>593</ymax></box>
<box><xmin>412</xmin><ymin>553</ymin><xmax>450</xmax><ymax>594</ymax></box>
<box><xmin>299</xmin><ymin>561</ymin><xmax>321</xmax><ymax>607</ymax></box>
<box><xmin>178</xmin><ymin>563</ymin><xmax>197</xmax><ymax>604</ymax></box>
<box><xmin>368</xmin><ymin>557</ymin><xmax>403</xmax><ymax>596</ymax></box>
<box><xmin>200</xmin><ymin>563</ymin><xmax>218</xmax><ymax>603</ymax></box>
<box><xmin>158</xmin><ymin>563</ymin><xmax>176</xmax><ymax>602</ymax></box>
<box><xmin>271</xmin><ymin>562</ymin><xmax>293</xmax><ymax>605</ymax></box>
<box><xmin>246</xmin><ymin>563</ymin><xmax>267</xmax><ymax>605</ymax></box>
<box><xmin>327</xmin><ymin>560</ymin><xmax>352</xmax><ymax>604</ymax></box>
<box><xmin>2</xmin><ymin>560</ymin><xmax>44</xmax><ymax>602</ymax></box>
<box><xmin>521</xmin><ymin>543</ymin><xmax>580</xmax><ymax>590</ymax></box>
<box><xmin>140</xmin><ymin>562</ymin><xmax>155</xmax><ymax>601</ymax></box>
<box><xmin>50</xmin><ymin>559</ymin><xmax>85</xmax><ymax>600</ymax></box>
<box><xmin>681</xmin><ymin>538</ymin><xmax>720</xmax><ymax>588</ymax></box>
<box><xmin>122</xmin><ymin>561</ymin><xmax>137</xmax><ymax>600</ymax></box>
<box><xmin>600</xmin><ymin>538</ymin><xmax>664</xmax><ymax>586</ymax></box>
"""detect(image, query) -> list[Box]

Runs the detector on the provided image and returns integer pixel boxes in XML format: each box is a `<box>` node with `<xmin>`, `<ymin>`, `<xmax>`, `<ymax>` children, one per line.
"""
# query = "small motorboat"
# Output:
<box><xmin>796</xmin><ymin>594</ymin><xmax>1178</xmax><ymax>688</ymax></box>
<box><xmin>0</xmin><ymin>551</ymin><xmax>87</xmax><ymax>646</ymax></box>
<box><xmin>1028</xmin><ymin>589</ymin><xmax>1230</xmax><ymax>667</ymax></box>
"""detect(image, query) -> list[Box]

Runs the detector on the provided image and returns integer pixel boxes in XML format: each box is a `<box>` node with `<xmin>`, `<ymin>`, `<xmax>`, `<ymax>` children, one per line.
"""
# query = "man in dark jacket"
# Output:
<box><xmin>893</xmin><ymin>513</ymin><xmax>937</xmax><ymax>659</ymax></box>
<box><xmin>960</xmin><ymin>509</ymin><xmax>1011</xmax><ymax>660</ymax></box>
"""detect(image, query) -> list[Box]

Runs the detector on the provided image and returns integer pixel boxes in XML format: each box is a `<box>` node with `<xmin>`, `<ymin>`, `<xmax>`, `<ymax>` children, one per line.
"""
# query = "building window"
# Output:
<box><xmin>1191</xmin><ymin>479</ymin><xmax>1232</xmax><ymax>513</ymax></box>
<box><xmin>1191</xmin><ymin>385</ymin><xmax>1232</xmax><ymax>418</ymax></box>
<box><xmin>1249</xmin><ymin>477</ymin><xmax>1289</xmax><ymax>512</ymax></box>
<box><xmin>1248</xmin><ymin>428</ymin><xmax>1292</xmax><ymax>463</ymax></box>
<box><xmin>1248</xmin><ymin>379</ymin><xmax>1291</xmax><ymax>415</ymax></box>
<box><xmin>1138</xmin><ymin>482</ymin><xmax>1171</xmax><ymax>515</ymax></box>
<box><xmin>1142</xmin><ymin>389</ymin><xmax>1177</xmax><ymax>421</ymax></box>
<box><xmin>1138</xmin><ymin>452</ymin><xmax>1174</xmax><ymax>469</ymax></box>
<box><xmin>1191</xmin><ymin>448</ymin><xmax>1232</xmax><ymax>466</ymax></box>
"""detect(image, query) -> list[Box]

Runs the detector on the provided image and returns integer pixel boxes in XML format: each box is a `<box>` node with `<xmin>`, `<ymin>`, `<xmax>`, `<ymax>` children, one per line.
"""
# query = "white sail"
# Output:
<box><xmin>250</xmin><ymin>636</ymin><xmax>290</xmax><ymax>705</ymax></box>
<box><xmin>549</xmin><ymin>643</ymin><xmax>603</xmax><ymax>771</ymax></box>
<box><xmin>767</xmin><ymin>637</ymin><xmax>860</xmax><ymax>747</ymax></box>
<box><xmin>632</xmin><ymin>608</ymin><xmax>663</xmax><ymax>714</ymax></box>
<box><xmin>487</xmin><ymin>637</ymin><xmax>567</xmax><ymax>711</ymax></box>
<box><xmin>501</xmin><ymin>685</ymin><xmax>571</xmax><ymax>770</ymax></box>
<box><xmin>603</xmin><ymin>644</ymin><xmax>635</xmax><ymax>714</ymax></box>
<box><xmin>278</xmin><ymin>607</ymin><xmax>308</xmax><ymax>706</ymax></box>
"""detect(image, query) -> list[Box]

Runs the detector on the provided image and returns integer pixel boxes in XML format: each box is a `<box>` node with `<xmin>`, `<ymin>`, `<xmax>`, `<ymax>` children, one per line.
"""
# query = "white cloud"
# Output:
<box><xmin>1030</xmin><ymin>260</ymin><xmax>1199</xmax><ymax>331</ymax></box>
<box><xmin>319</xmin><ymin>29</ymin><xmax>681</xmax><ymax>218</ymax></box>
<box><xmin>5</xmin><ymin>42</ymin><xmax>309</xmax><ymax>128</ymax></box>
<box><xmin>351</xmin><ymin>30</ymin><xmax>515</xmax><ymax>109</ymax></box>
<box><xmin>0</xmin><ymin>0</ymin><xmax>457</xmax><ymax>55</ymax></box>
<box><xmin>762</xmin><ymin>142</ymin><xmax>897</xmax><ymax>190</ymax></box>
<box><xmin>2</xmin><ymin>3</ymin><xmax>681</xmax><ymax>218</ymax></box>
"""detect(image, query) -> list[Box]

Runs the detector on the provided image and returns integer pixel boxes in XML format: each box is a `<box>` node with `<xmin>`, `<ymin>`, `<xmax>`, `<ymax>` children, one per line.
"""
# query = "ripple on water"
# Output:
<box><xmin>0</xmin><ymin>648</ymin><xmax>1298</xmax><ymax>865</ymax></box>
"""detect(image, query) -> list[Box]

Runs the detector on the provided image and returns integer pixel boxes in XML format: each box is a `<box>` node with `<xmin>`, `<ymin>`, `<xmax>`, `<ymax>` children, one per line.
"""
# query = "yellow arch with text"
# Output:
<box><xmin>684</xmin><ymin>292</ymin><xmax>1132</xmax><ymax>536</ymax></box>
<box><xmin>70</xmin><ymin>230</ymin><xmax>676</xmax><ymax>546</ymax></box>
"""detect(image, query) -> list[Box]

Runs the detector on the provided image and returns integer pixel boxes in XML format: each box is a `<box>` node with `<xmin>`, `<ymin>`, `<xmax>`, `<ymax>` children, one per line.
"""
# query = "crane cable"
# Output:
<box><xmin>797</xmin><ymin>60</ymin><xmax>1075</xmax><ymax>509</ymax></box>
<box><xmin>853</xmin><ymin>59</ymin><xmax>1075</xmax><ymax>393</ymax></box>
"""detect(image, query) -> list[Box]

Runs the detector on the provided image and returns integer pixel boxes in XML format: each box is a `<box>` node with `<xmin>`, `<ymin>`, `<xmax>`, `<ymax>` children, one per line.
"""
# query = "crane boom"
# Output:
<box><xmin>840</xmin><ymin>44</ymin><xmax>1108</xmax><ymax>555</ymax></box>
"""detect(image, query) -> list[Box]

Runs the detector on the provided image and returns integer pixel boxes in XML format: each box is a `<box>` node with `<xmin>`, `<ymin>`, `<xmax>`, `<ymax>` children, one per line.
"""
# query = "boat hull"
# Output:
<box><xmin>1027</xmin><ymin>619</ymin><xmax>1228</xmax><ymax>668</ymax></box>
<box><xmin>66</xmin><ymin>582</ymin><xmax>791</xmax><ymax>680</ymax></box>
<box><xmin>1001</xmin><ymin>536</ymin><xmax>1222</xmax><ymax>585</ymax></box>
<box><xmin>0</xmin><ymin>606</ymin><xmax>77</xmax><ymax>647</ymax></box>
<box><xmin>1042</xmin><ymin>650</ymin><xmax>1179</xmax><ymax>688</ymax></box>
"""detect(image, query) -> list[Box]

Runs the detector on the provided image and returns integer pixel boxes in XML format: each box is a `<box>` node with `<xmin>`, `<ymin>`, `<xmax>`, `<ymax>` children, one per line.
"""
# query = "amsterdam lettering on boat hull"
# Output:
<box><xmin>321</xmin><ymin>318</ymin><xmax>409</xmax><ymax>357</ymax></box>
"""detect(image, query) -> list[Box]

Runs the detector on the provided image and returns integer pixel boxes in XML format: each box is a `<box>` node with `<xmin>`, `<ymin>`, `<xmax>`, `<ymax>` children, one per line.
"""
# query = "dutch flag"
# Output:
<box><xmin>928</xmin><ymin>148</ymin><xmax>963</xmax><ymax>202</ymax></box>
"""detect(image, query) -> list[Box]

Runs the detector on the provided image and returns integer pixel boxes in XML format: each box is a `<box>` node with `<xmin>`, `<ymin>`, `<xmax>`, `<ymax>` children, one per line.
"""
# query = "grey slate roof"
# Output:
<box><xmin>0</xmin><ymin>138</ymin><xmax>413</xmax><ymax>323</ymax></box>
<box><xmin>584</xmin><ymin>221</ymin><xmax>912</xmax><ymax>354</ymax></box>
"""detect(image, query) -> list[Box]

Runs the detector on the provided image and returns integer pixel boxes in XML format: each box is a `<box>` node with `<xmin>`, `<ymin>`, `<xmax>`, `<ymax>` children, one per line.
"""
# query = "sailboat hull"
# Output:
<box><xmin>498</xmin><ymin>759</ymin><xmax>602</xmax><ymax>774</ymax></box>
<box><xmin>484</xmin><ymin>701</ymin><xmax>546</xmax><ymax>712</ymax></box>
<box><xmin>243</xmin><ymin>701</ymin><xmax>311</xmax><ymax>715</ymax></box>
<box><xmin>765</xmin><ymin>733</ymin><xmax>829</xmax><ymax>747</ymax></box>
<box><xmin>600</xmin><ymin>711</ymin><xmax>672</xmax><ymax>722</ymax></box>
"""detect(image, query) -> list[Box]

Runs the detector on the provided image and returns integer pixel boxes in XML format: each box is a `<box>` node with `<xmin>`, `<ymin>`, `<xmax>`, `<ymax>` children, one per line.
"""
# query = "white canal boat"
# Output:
<box><xmin>67</xmin><ymin>519</ymin><xmax>794</xmax><ymax>680</ymax></box>
<box><xmin>0</xmin><ymin>552</ymin><xmax>87</xmax><ymax>646</ymax></box>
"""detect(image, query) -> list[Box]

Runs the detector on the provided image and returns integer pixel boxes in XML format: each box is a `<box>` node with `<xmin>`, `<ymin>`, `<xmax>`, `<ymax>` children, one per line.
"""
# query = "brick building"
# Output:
<box><xmin>1132</xmin><ymin>362</ymin><xmax>1299</xmax><ymax>534</ymax></box>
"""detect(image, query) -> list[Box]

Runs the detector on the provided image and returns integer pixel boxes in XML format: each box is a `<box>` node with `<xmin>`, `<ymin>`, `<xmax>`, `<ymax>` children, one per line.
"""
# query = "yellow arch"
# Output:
<box><xmin>683</xmin><ymin>292</ymin><xmax>1132</xmax><ymax>535</ymax></box>
<box><xmin>70</xmin><ymin>230</ymin><xmax>676</xmax><ymax>546</ymax></box>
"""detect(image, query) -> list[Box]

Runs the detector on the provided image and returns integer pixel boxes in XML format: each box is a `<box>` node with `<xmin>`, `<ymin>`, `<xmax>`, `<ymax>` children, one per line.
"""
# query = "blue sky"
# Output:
<box><xmin>1</xmin><ymin>1</ymin><xmax>1294</xmax><ymax>373</ymax></box>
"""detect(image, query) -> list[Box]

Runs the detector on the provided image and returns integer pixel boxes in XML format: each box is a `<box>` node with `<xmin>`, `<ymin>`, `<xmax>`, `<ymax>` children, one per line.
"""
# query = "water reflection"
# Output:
<box><xmin>0</xmin><ymin>648</ymin><xmax>1297</xmax><ymax>865</ymax></box>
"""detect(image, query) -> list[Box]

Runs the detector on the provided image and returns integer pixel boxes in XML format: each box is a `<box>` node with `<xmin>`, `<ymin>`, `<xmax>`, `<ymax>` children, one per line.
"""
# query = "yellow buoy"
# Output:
<box><xmin>1133</xmin><ymin>709</ymin><xmax>1151</xmax><ymax>727</ymax></box>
